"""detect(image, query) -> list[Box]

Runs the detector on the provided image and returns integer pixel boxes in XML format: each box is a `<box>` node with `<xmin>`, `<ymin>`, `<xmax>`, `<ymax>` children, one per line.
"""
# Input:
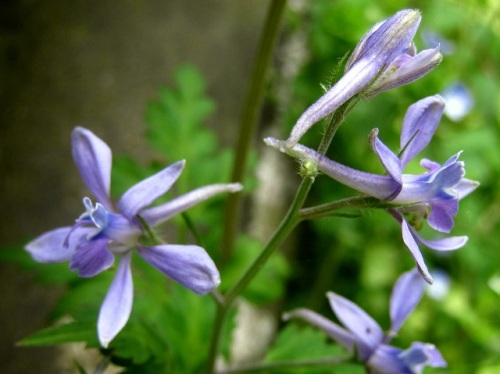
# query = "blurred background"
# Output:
<box><xmin>1</xmin><ymin>0</ymin><xmax>499</xmax><ymax>373</ymax></box>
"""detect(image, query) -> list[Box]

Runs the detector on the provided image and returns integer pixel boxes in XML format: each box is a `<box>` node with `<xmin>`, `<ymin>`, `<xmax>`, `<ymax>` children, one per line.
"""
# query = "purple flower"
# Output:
<box><xmin>283</xmin><ymin>268</ymin><xmax>447</xmax><ymax>374</ymax></box>
<box><xmin>286</xmin><ymin>9</ymin><xmax>442</xmax><ymax>147</ymax></box>
<box><xmin>266</xmin><ymin>95</ymin><xmax>479</xmax><ymax>283</ymax></box>
<box><xmin>25</xmin><ymin>127</ymin><xmax>242</xmax><ymax>347</ymax></box>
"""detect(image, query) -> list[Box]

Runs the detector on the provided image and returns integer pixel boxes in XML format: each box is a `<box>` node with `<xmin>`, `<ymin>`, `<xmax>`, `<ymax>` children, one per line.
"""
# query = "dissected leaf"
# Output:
<box><xmin>264</xmin><ymin>323</ymin><xmax>352</xmax><ymax>374</ymax></box>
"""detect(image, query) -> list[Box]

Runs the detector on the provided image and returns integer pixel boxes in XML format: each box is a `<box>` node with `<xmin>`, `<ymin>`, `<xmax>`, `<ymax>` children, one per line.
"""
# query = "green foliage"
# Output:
<box><xmin>263</xmin><ymin>324</ymin><xmax>359</xmax><ymax>374</ymax></box>
<box><xmin>220</xmin><ymin>235</ymin><xmax>290</xmax><ymax>305</ymax></box>
<box><xmin>144</xmin><ymin>65</ymin><xmax>232</xmax><ymax>192</ymax></box>
<box><xmin>18</xmin><ymin>321</ymin><xmax>98</xmax><ymax>347</ymax></box>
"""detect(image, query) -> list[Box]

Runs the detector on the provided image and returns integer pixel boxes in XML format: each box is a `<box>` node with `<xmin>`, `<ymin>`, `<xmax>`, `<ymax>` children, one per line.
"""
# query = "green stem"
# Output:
<box><xmin>181</xmin><ymin>212</ymin><xmax>205</xmax><ymax>248</ymax></box>
<box><xmin>221</xmin><ymin>0</ymin><xmax>288</xmax><ymax>263</ymax></box>
<box><xmin>205</xmin><ymin>177</ymin><xmax>313</xmax><ymax>374</ymax></box>
<box><xmin>299</xmin><ymin>196</ymin><xmax>381</xmax><ymax>220</ymax></box>
<box><xmin>215</xmin><ymin>355</ymin><xmax>351</xmax><ymax>374</ymax></box>
<box><xmin>299</xmin><ymin>196</ymin><xmax>418</xmax><ymax>221</ymax></box>
<box><xmin>317</xmin><ymin>97</ymin><xmax>358</xmax><ymax>155</ymax></box>
<box><xmin>226</xmin><ymin>176</ymin><xmax>313</xmax><ymax>305</ymax></box>
<box><xmin>136</xmin><ymin>214</ymin><xmax>162</xmax><ymax>245</ymax></box>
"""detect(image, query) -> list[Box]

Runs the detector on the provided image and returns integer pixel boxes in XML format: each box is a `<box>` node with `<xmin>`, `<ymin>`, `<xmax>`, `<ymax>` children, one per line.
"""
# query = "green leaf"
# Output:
<box><xmin>18</xmin><ymin>321</ymin><xmax>98</xmax><ymax>347</ymax></box>
<box><xmin>264</xmin><ymin>324</ymin><xmax>353</xmax><ymax>374</ymax></box>
<box><xmin>145</xmin><ymin>65</ymin><xmax>216</xmax><ymax>168</ymax></box>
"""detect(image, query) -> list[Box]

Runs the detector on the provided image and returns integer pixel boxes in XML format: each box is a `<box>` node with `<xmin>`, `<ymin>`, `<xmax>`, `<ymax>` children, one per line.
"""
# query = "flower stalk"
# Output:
<box><xmin>221</xmin><ymin>0</ymin><xmax>288</xmax><ymax>263</ymax></box>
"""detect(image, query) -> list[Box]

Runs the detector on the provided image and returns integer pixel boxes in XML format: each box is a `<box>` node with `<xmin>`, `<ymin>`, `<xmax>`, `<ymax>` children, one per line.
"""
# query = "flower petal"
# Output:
<box><xmin>366</xmin><ymin>345</ymin><xmax>409</xmax><ymax>374</ymax></box>
<box><xmin>285</xmin><ymin>59</ymin><xmax>379</xmax><ymax>147</ymax></box>
<box><xmin>456</xmin><ymin>178</ymin><xmax>480</xmax><ymax>200</ymax></box>
<box><xmin>427</xmin><ymin>200</ymin><xmax>458</xmax><ymax>233</ymax></box>
<box><xmin>420</xmin><ymin>158</ymin><xmax>440</xmax><ymax>172</ymax></box>
<box><xmin>369</xmin><ymin>128</ymin><xmax>402</xmax><ymax>190</ymax></box>
<box><xmin>25</xmin><ymin>227</ymin><xmax>92</xmax><ymax>263</ymax></box>
<box><xmin>283</xmin><ymin>308</ymin><xmax>356</xmax><ymax>353</ymax></box>
<box><xmin>327</xmin><ymin>292</ymin><xmax>384</xmax><ymax>361</ymax></box>
<box><xmin>365</xmin><ymin>47</ymin><xmax>442</xmax><ymax>99</ymax></box>
<box><xmin>392</xmin><ymin>212</ymin><xmax>433</xmax><ymax>284</ymax></box>
<box><xmin>411</xmin><ymin>228</ymin><xmax>468</xmax><ymax>252</ymax></box>
<box><xmin>426</xmin><ymin>154</ymin><xmax>464</xmax><ymax>187</ymax></box>
<box><xmin>141</xmin><ymin>183</ymin><xmax>242</xmax><ymax>227</ymax></box>
<box><xmin>72</xmin><ymin>127</ymin><xmax>113</xmax><ymax>210</ymax></box>
<box><xmin>96</xmin><ymin>212</ymin><xmax>141</xmax><ymax>244</ymax></box>
<box><xmin>399</xmin><ymin>342</ymin><xmax>447</xmax><ymax>372</ymax></box>
<box><xmin>69</xmin><ymin>238</ymin><xmax>114</xmax><ymax>277</ymax></box>
<box><xmin>138</xmin><ymin>245</ymin><xmax>220</xmax><ymax>295</ymax></box>
<box><xmin>389</xmin><ymin>268</ymin><xmax>425</xmax><ymax>335</ymax></box>
<box><xmin>346</xmin><ymin>9</ymin><xmax>421</xmax><ymax>71</ymax></box>
<box><xmin>399</xmin><ymin>96</ymin><xmax>445</xmax><ymax>169</ymax></box>
<box><xmin>98</xmin><ymin>252</ymin><xmax>133</xmax><ymax>348</ymax></box>
<box><xmin>117</xmin><ymin>160</ymin><xmax>185</xmax><ymax>220</ymax></box>
<box><xmin>394</xmin><ymin>153</ymin><xmax>465</xmax><ymax>206</ymax></box>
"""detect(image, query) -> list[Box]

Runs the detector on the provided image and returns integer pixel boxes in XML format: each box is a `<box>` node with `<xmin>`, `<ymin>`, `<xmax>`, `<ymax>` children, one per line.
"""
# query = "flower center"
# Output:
<box><xmin>80</xmin><ymin>197</ymin><xmax>109</xmax><ymax>230</ymax></box>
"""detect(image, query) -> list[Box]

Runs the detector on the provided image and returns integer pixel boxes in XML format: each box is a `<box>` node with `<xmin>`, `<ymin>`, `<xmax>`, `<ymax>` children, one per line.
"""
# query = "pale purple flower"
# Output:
<box><xmin>25</xmin><ymin>127</ymin><xmax>242</xmax><ymax>347</ymax></box>
<box><xmin>286</xmin><ymin>9</ymin><xmax>442</xmax><ymax>147</ymax></box>
<box><xmin>266</xmin><ymin>95</ymin><xmax>479</xmax><ymax>283</ymax></box>
<box><xmin>441</xmin><ymin>82</ymin><xmax>473</xmax><ymax>122</ymax></box>
<box><xmin>283</xmin><ymin>268</ymin><xmax>447</xmax><ymax>374</ymax></box>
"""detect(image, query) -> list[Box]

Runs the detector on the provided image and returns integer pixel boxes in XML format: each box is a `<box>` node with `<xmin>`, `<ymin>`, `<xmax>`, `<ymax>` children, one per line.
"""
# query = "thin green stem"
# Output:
<box><xmin>205</xmin><ymin>177</ymin><xmax>313</xmax><ymax>374</ymax></box>
<box><xmin>181</xmin><ymin>212</ymin><xmax>205</xmax><ymax>248</ymax></box>
<box><xmin>215</xmin><ymin>355</ymin><xmax>351</xmax><ymax>374</ymax></box>
<box><xmin>226</xmin><ymin>176</ymin><xmax>313</xmax><ymax>305</ymax></box>
<box><xmin>299</xmin><ymin>196</ymin><xmax>419</xmax><ymax>221</ymax></box>
<box><xmin>221</xmin><ymin>0</ymin><xmax>288</xmax><ymax>263</ymax></box>
<box><xmin>136</xmin><ymin>214</ymin><xmax>162</xmax><ymax>245</ymax></box>
<box><xmin>299</xmin><ymin>196</ymin><xmax>381</xmax><ymax>220</ymax></box>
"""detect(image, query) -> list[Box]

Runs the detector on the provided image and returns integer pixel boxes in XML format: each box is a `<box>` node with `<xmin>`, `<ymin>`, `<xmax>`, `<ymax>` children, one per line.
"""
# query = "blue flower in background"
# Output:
<box><xmin>25</xmin><ymin>127</ymin><xmax>242</xmax><ymax>347</ymax></box>
<box><xmin>441</xmin><ymin>82</ymin><xmax>473</xmax><ymax>122</ymax></box>
<box><xmin>266</xmin><ymin>95</ymin><xmax>479</xmax><ymax>283</ymax></box>
<box><xmin>421</xmin><ymin>30</ymin><xmax>455</xmax><ymax>55</ymax></box>
<box><xmin>425</xmin><ymin>269</ymin><xmax>451</xmax><ymax>300</ymax></box>
<box><xmin>284</xmin><ymin>268</ymin><xmax>447</xmax><ymax>374</ymax></box>
<box><xmin>286</xmin><ymin>9</ymin><xmax>442</xmax><ymax>147</ymax></box>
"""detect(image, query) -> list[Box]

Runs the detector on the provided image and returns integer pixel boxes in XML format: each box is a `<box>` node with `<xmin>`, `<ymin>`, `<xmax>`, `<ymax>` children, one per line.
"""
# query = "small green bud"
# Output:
<box><xmin>300</xmin><ymin>160</ymin><xmax>318</xmax><ymax>178</ymax></box>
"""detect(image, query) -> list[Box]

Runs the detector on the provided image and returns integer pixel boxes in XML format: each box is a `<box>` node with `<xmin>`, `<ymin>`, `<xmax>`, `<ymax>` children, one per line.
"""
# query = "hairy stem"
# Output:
<box><xmin>317</xmin><ymin>97</ymin><xmax>359</xmax><ymax>155</ymax></box>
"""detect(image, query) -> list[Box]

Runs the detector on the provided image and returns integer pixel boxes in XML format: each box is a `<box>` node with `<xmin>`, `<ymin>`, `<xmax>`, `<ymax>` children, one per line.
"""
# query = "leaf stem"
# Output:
<box><xmin>221</xmin><ymin>0</ymin><xmax>288</xmax><ymax>263</ymax></box>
